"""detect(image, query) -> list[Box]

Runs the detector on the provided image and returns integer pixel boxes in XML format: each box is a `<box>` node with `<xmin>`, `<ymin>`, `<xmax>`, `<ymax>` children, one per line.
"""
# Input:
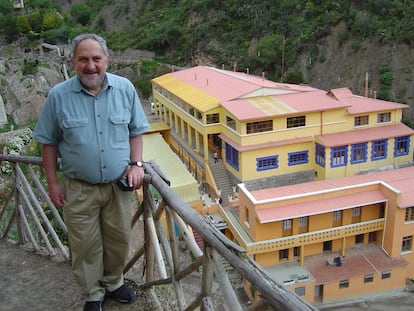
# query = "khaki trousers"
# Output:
<box><xmin>62</xmin><ymin>175</ymin><xmax>134</xmax><ymax>301</ymax></box>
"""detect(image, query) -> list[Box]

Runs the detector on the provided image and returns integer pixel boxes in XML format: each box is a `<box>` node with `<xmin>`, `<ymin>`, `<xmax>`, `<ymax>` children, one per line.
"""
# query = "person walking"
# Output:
<box><xmin>33</xmin><ymin>33</ymin><xmax>149</xmax><ymax>311</ymax></box>
<box><xmin>213</xmin><ymin>151</ymin><xmax>219</xmax><ymax>163</ymax></box>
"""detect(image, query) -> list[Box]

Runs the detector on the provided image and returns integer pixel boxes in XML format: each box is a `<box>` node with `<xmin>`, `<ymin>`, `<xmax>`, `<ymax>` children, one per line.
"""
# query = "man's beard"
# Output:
<box><xmin>80</xmin><ymin>73</ymin><xmax>105</xmax><ymax>89</ymax></box>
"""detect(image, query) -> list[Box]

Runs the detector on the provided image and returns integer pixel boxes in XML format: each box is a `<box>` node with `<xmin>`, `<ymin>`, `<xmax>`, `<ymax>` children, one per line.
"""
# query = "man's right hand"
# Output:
<box><xmin>48</xmin><ymin>183</ymin><xmax>65</xmax><ymax>206</ymax></box>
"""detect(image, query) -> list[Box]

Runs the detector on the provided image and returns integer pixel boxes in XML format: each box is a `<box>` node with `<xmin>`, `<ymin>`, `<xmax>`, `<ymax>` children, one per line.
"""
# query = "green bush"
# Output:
<box><xmin>22</xmin><ymin>60</ymin><xmax>39</xmax><ymax>75</ymax></box>
<box><xmin>135</xmin><ymin>78</ymin><xmax>152</xmax><ymax>99</ymax></box>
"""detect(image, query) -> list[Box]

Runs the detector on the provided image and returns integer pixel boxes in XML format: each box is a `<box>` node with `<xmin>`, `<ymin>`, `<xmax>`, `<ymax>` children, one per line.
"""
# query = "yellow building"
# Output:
<box><xmin>151</xmin><ymin>65</ymin><xmax>414</xmax><ymax>305</ymax></box>
<box><xmin>223</xmin><ymin>166</ymin><xmax>414</xmax><ymax>305</ymax></box>
<box><xmin>152</xmin><ymin>66</ymin><xmax>414</xmax><ymax>193</ymax></box>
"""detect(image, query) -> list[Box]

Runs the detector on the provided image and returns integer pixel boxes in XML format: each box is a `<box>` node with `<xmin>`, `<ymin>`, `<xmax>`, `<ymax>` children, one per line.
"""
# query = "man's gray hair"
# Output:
<box><xmin>70</xmin><ymin>33</ymin><xmax>109</xmax><ymax>59</ymax></box>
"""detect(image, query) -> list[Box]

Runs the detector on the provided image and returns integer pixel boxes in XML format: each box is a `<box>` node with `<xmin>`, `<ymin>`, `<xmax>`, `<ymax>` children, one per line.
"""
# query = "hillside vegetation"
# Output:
<box><xmin>1</xmin><ymin>0</ymin><xmax>414</xmax><ymax>123</ymax></box>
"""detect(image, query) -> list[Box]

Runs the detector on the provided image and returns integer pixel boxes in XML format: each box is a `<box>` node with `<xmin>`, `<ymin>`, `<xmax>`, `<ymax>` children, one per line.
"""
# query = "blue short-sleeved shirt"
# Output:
<box><xmin>33</xmin><ymin>73</ymin><xmax>149</xmax><ymax>184</ymax></box>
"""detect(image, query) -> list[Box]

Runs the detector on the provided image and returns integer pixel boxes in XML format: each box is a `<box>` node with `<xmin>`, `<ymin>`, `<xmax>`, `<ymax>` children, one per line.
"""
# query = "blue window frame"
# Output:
<box><xmin>371</xmin><ymin>139</ymin><xmax>387</xmax><ymax>160</ymax></box>
<box><xmin>225</xmin><ymin>143</ymin><xmax>239</xmax><ymax>171</ymax></box>
<box><xmin>351</xmin><ymin>143</ymin><xmax>367</xmax><ymax>164</ymax></box>
<box><xmin>315</xmin><ymin>143</ymin><xmax>325</xmax><ymax>167</ymax></box>
<box><xmin>394</xmin><ymin>136</ymin><xmax>410</xmax><ymax>157</ymax></box>
<box><xmin>331</xmin><ymin>146</ymin><xmax>347</xmax><ymax>167</ymax></box>
<box><xmin>256</xmin><ymin>155</ymin><xmax>278</xmax><ymax>171</ymax></box>
<box><xmin>288</xmin><ymin>151</ymin><xmax>308</xmax><ymax>166</ymax></box>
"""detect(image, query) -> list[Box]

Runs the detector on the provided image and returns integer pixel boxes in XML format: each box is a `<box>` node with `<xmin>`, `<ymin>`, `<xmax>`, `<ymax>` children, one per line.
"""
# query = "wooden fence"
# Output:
<box><xmin>0</xmin><ymin>154</ymin><xmax>318</xmax><ymax>311</ymax></box>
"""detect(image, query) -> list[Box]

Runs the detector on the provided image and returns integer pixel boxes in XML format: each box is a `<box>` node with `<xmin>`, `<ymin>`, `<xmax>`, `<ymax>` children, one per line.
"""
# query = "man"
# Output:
<box><xmin>33</xmin><ymin>33</ymin><xmax>149</xmax><ymax>311</ymax></box>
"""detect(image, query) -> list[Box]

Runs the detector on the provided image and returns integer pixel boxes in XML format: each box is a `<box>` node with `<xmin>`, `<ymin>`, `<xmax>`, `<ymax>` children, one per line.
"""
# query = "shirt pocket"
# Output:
<box><xmin>62</xmin><ymin>118</ymin><xmax>89</xmax><ymax>145</ymax></box>
<box><xmin>109</xmin><ymin>115</ymin><xmax>129</xmax><ymax>144</ymax></box>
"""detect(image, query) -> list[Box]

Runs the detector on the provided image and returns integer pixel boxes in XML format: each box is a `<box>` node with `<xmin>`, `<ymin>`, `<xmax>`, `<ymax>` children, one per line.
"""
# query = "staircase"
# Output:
<box><xmin>208</xmin><ymin>151</ymin><xmax>234</xmax><ymax>206</ymax></box>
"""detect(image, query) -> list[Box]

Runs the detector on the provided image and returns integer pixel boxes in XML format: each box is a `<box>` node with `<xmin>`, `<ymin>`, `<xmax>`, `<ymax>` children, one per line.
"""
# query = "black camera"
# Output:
<box><xmin>116</xmin><ymin>177</ymin><xmax>134</xmax><ymax>191</ymax></box>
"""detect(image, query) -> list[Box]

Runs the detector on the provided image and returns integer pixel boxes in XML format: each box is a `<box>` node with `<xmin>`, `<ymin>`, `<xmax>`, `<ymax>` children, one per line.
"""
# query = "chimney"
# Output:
<box><xmin>222</xmin><ymin>64</ymin><xmax>224</xmax><ymax>70</ymax></box>
<box><xmin>365</xmin><ymin>72</ymin><xmax>369</xmax><ymax>97</ymax></box>
<box><xmin>246</xmin><ymin>68</ymin><xmax>249</xmax><ymax>75</ymax></box>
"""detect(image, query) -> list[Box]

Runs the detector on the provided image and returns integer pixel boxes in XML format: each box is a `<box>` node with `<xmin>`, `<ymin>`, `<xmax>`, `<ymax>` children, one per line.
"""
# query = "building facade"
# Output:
<box><xmin>151</xmin><ymin>65</ymin><xmax>414</xmax><ymax>305</ymax></box>
<box><xmin>223</xmin><ymin>166</ymin><xmax>414</xmax><ymax>304</ymax></box>
<box><xmin>152</xmin><ymin>66</ymin><xmax>414</xmax><ymax>191</ymax></box>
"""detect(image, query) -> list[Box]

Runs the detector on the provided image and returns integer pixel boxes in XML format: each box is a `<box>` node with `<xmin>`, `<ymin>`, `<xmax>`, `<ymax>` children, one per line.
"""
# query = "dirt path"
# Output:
<box><xmin>0</xmin><ymin>239</ymin><xmax>156</xmax><ymax>311</ymax></box>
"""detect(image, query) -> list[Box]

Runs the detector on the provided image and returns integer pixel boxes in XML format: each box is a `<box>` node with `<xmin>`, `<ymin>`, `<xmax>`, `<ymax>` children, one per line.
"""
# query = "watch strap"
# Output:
<box><xmin>129</xmin><ymin>161</ymin><xmax>143</xmax><ymax>167</ymax></box>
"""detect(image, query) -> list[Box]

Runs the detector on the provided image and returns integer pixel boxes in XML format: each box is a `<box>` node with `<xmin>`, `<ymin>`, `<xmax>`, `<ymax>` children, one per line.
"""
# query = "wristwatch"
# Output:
<box><xmin>129</xmin><ymin>161</ymin><xmax>143</xmax><ymax>167</ymax></box>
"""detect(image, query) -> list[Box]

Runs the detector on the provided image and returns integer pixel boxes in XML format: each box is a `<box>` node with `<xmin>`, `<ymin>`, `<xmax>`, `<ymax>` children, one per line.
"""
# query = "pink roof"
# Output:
<box><xmin>222</xmin><ymin>90</ymin><xmax>349</xmax><ymax>121</ymax></box>
<box><xmin>168</xmin><ymin>67</ymin><xmax>407</xmax><ymax>121</ymax></box>
<box><xmin>170</xmin><ymin>66</ymin><xmax>314</xmax><ymax>102</ymax></box>
<box><xmin>248</xmin><ymin>166</ymin><xmax>414</xmax><ymax>222</ymax></box>
<box><xmin>317</xmin><ymin>123</ymin><xmax>414</xmax><ymax>147</ymax></box>
<box><xmin>276</xmin><ymin>89</ymin><xmax>349</xmax><ymax>113</ymax></box>
<box><xmin>256</xmin><ymin>190</ymin><xmax>387</xmax><ymax>223</ymax></box>
<box><xmin>329</xmin><ymin>88</ymin><xmax>409</xmax><ymax>114</ymax></box>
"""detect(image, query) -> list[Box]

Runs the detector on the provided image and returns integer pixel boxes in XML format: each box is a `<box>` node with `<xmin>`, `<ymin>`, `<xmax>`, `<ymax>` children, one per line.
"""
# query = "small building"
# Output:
<box><xmin>221</xmin><ymin>166</ymin><xmax>414</xmax><ymax>305</ymax></box>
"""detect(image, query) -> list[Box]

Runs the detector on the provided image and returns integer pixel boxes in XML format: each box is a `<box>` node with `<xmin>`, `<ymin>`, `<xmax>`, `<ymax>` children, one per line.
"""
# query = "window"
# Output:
<box><xmin>377</xmin><ymin>112</ymin><xmax>391</xmax><ymax>123</ymax></box>
<box><xmin>402</xmin><ymin>236</ymin><xmax>413</xmax><ymax>252</ymax></box>
<box><xmin>295</xmin><ymin>287</ymin><xmax>305</xmax><ymax>296</ymax></box>
<box><xmin>293</xmin><ymin>246</ymin><xmax>301</xmax><ymax>258</ymax></box>
<box><xmin>372</xmin><ymin>139</ymin><xmax>387</xmax><ymax>160</ymax></box>
<box><xmin>331</xmin><ymin>146</ymin><xmax>347</xmax><ymax>167</ymax></box>
<box><xmin>196</xmin><ymin>110</ymin><xmax>202</xmax><ymax>121</ymax></box>
<box><xmin>364</xmin><ymin>274</ymin><xmax>374</xmax><ymax>283</ymax></box>
<box><xmin>315</xmin><ymin>143</ymin><xmax>325</xmax><ymax>167</ymax></box>
<box><xmin>355</xmin><ymin>115</ymin><xmax>369</xmax><ymax>126</ymax></box>
<box><xmin>206</xmin><ymin>113</ymin><xmax>219</xmax><ymax>124</ymax></box>
<box><xmin>282</xmin><ymin>219</ymin><xmax>292</xmax><ymax>236</ymax></box>
<box><xmin>287</xmin><ymin>116</ymin><xmax>305</xmax><ymax>128</ymax></box>
<box><xmin>339</xmin><ymin>279</ymin><xmax>349</xmax><ymax>289</ymax></box>
<box><xmin>405</xmin><ymin>207</ymin><xmax>414</xmax><ymax>222</ymax></box>
<box><xmin>351</xmin><ymin>143</ymin><xmax>367</xmax><ymax>164</ymax></box>
<box><xmin>279</xmin><ymin>249</ymin><xmax>289</xmax><ymax>261</ymax></box>
<box><xmin>256</xmin><ymin>155</ymin><xmax>278</xmax><ymax>171</ymax></box>
<box><xmin>333</xmin><ymin>210</ymin><xmax>342</xmax><ymax>227</ymax></box>
<box><xmin>394</xmin><ymin>136</ymin><xmax>410</xmax><ymax>157</ymax></box>
<box><xmin>352</xmin><ymin>207</ymin><xmax>361</xmax><ymax>223</ymax></box>
<box><xmin>381</xmin><ymin>270</ymin><xmax>391</xmax><ymax>279</ymax></box>
<box><xmin>226</xmin><ymin>116</ymin><xmax>236</xmax><ymax>130</ymax></box>
<box><xmin>288</xmin><ymin>151</ymin><xmax>309</xmax><ymax>166</ymax></box>
<box><xmin>225</xmin><ymin>143</ymin><xmax>239</xmax><ymax>171</ymax></box>
<box><xmin>247</xmin><ymin>120</ymin><xmax>273</xmax><ymax>134</ymax></box>
<box><xmin>298</xmin><ymin>216</ymin><xmax>309</xmax><ymax>234</ymax></box>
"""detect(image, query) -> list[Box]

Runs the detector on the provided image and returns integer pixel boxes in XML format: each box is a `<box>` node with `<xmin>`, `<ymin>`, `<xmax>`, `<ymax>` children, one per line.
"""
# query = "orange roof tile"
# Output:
<box><xmin>305</xmin><ymin>243</ymin><xmax>408</xmax><ymax>284</ymax></box>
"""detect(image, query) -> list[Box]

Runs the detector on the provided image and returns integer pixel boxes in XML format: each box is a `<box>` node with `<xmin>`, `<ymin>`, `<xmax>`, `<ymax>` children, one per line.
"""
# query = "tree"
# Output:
<box><xmin>16</xmin><ymin>15</ymin><xmax>32</xmax><ymax>34</ymax></box>
<box><xmin>70</xmin><ymin>3</ymin><xmax>92</xmax><ymax>26</ymax></box>
<box><xmin>42</xmin><ymin>11</ymin><xmax>64</xmax><ymax>30</ymax></box>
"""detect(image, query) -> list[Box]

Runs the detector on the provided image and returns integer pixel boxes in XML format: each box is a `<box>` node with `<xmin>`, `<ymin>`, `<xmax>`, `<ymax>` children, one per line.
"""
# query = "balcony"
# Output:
<box><xmin>0</xmin><ymin>154</ymin><xmax>318</xmax><ymax>311</ymax></box>
<box><xmin>222</xmin><ymin>208</ymin><xmax>384</xmax><ymax>255</ymax></box>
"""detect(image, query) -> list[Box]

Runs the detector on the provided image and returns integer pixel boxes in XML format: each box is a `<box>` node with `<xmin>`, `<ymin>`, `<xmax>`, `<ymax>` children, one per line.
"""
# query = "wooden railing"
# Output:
<box><xmin>0</xmin><ymin>154</ymin><xmax>318</xmax><ymax>311</ymax></box>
